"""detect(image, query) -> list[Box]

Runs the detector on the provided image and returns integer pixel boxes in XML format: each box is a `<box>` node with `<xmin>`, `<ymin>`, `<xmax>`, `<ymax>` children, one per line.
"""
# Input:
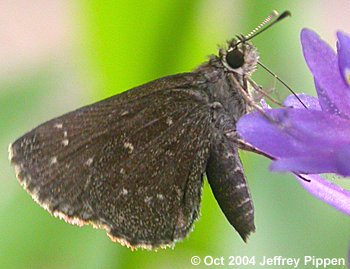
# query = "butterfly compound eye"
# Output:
<box><xmin>225</xmin><ymin>49</ymin><xmax>244</xmax><ymax>69</ymax></box>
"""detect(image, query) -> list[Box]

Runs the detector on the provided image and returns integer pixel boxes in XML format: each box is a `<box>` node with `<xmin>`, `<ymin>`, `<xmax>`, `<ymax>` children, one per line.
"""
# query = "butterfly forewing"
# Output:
<box><xmin>10</xmin><ymin>72</ymin><xmax>213</xmax><ymax>249</ymax></box>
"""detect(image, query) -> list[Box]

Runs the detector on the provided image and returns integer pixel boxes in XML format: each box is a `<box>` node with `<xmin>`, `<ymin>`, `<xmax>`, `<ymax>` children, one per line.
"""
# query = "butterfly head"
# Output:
<box><xmin>220</xmin><ymin>39</ymin><xmax>259</xmax><ymax>76</ymax></box>
<box><xmin>219</xmin><ymin>10</ymin><xmax>291</xmax><ymax>77</ymax></box>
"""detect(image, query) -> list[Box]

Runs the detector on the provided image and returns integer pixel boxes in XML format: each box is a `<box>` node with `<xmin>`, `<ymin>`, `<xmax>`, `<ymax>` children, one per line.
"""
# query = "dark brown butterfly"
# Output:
<box><xmin>9</xmin><ymin>11</ymin><xmax>289</xmax><ymax>249</ymax></box>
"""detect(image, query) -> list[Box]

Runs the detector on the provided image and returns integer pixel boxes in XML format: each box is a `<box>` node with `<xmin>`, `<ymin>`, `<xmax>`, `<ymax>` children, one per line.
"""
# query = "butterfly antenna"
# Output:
<box><xmin>244</xmin><ymin>10</ymin><xmax>279</xmax><ymax>40</ymax></box>
<box><xmin>258</xmin><ymin>61</ymin><xmax>308</xmax><ymax>109</ymax></box>
<box><xmin>242</xmin><ymin>10</ymin><xmax>291</xmax><ymax>42</ymax></box>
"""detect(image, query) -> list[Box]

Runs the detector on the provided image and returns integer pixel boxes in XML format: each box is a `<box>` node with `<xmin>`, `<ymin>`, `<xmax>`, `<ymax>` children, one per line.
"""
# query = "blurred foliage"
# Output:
<box><xmin>1</xmin><ymin>1</ymin><xmax>349</xmax><ymax>268</ymax></box>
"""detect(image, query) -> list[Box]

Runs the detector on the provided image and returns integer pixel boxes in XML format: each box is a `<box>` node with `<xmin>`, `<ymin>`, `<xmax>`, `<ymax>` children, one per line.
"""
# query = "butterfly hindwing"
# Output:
<box><xmin>88</xmin><ymin>104</ymin><xmax>212</xmax><ymax>247</ymax></box>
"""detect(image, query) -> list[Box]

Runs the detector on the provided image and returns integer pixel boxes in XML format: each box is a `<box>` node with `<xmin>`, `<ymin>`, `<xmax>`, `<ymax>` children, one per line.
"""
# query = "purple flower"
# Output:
<box><xmin>237</xmin><ymin>29</ymin><xmax>350</xmax><ymax>215</ymax></box>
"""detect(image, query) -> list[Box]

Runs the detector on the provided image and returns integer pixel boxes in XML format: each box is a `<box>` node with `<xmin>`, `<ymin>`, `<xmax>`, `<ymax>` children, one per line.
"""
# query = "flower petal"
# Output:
<box><xmin>270</xmin><ymin>154</ymin><xmax>342</xmax><ymax>175</ymax></box>
<box><xmin>297</xmin><ymin>174</ymin><xmax>350</xmax><ymax>215</ymax></box>
<box><xmin>334</xmin><ymin>144</ymin><xmax>350</xmax><ymax>176</ymax></box>
<box><xmin>283</xmin><ymin>93</ymin><xmax>321</xmax><ymax>110</ymax></box>
<box><xmin>337</xmin><ymin>31</ymin><xmax>350</xmax><ymax>87</ymax></box>
<box><xmin>237</xmin><ymin>108</ymin><xmax>350</xmax><ymax>175</ymax></box>
<box><xmin>301</xmin><ymin>28</ymin><xmax>350</xmax><ymax>117</ymax></box>
<box><xmin>237</xmin><ymin>109</ymin><xmax>308</xmax><ymax>158</ymax></box>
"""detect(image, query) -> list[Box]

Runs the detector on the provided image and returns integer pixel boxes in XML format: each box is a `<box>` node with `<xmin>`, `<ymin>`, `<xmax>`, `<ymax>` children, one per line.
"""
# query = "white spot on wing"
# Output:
<box><xmin>50</xmin><ymin>157</ymin><xmax>57</xmax><ymax>165</ymax></box>
<box><xmin>166</xmin><ymin>117</ymin><xmax>173</xmax><ymax>126</ymax></box>
<box><xmin>54</xmin><ymin>123</ymin><xmax>63</xmax><ymax>129</ymax></box>
<box><xmin>85</xmin><ymin>158</ymin><xmax>93</xmax><ymax>166</ymax></box>
<box><xmin>144</xmin><ymin>196</ymin><xmax>152</xmax><ymax>204</ymax></box>
<box><xmin>124</xmin><ymin>142</ymin><xmax>134</xmax><ymax>153</ymax></box>
<box><xmin>62</xmin><ymin>139</ymin><xmax>69</xmax><ymax>146</ymax></box>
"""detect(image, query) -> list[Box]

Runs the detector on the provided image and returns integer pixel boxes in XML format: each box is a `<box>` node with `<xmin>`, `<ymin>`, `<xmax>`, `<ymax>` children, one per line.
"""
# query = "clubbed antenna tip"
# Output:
<box><xmin>277</xmin><ymin>11</ymin><xmax>292</xmax><ymax>21</ymax></box>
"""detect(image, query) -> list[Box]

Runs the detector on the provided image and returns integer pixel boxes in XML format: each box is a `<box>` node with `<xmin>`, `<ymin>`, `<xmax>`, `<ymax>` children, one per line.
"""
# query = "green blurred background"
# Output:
<box><xmin>1</xmin><ymin>1</ymin><xmax>350</xmax><ymax>268</ymax></box>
